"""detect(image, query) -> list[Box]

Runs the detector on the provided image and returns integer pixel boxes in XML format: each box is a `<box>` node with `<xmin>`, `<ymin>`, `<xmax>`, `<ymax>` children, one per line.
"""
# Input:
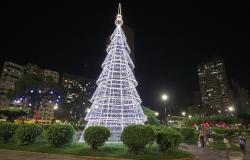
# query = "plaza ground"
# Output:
<box><xmin>0</xmin><ymin>141</ymin><xmax>192</xmax><ymax>160</ymax></box>
<box><xmin>182</xmin><ymin>144</ymin><xmax>249</xmax><ymax>160</ymax></box>
<box><xmin>0</xmin><ymin>144</ymin><xmax>249</xmax><ymax>160</ymax></box>
<box><xmin>0</xmin><ymin>136</ymin><xmax>249</xmax><ymax>160</ymax></box>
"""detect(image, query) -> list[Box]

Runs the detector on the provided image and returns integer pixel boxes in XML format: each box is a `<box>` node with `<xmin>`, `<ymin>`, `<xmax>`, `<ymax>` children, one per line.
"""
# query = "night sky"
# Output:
<box><xmin>0</xmin><ymin>1</ymin><xmax>250</xmax><ymax>112</ymax></box>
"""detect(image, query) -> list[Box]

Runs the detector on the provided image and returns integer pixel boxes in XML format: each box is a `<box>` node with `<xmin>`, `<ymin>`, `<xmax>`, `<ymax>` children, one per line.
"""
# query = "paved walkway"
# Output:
<box><xmin>181</xmin><ymin>144</ymin><xmax>249</xmax><ymax>160</ymax></box>
<box><xmin>0</xmin><ymin>149</ymin><xmax>127</xmax><ymax>160</ymax></box>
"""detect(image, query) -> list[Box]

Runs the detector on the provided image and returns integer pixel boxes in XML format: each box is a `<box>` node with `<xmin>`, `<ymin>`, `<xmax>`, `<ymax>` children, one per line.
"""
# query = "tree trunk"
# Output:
<box><xmin>92</xmin><ymin>145</ymin><xmax>97</xmax><ymax>150</ymax></box>
<box><xmin>34</xmin><ymin>106</ymin><xmax>39</xmax><ymax>124</ymax></box>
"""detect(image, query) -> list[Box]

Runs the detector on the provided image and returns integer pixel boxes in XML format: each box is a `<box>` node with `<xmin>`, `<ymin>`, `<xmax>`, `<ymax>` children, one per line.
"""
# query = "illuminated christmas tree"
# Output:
<box><xmin>80</xmin><ymin>4</ymin><xmax>146</xmax><ymax>142</ymax></box>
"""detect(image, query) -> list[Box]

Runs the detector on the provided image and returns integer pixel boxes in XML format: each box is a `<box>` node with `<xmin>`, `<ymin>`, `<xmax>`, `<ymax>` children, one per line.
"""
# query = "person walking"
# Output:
<box><xmin>239</xmin><ymin>134</ymin><xmax>246</xmax><ymax>155</ymax></box>
<box><xmin>223</xmin><ymin>133</ymin><xmax>231</xmax><ymax>157</ymax></box>
<box><xmin>199</xmin><ymin>130</ymin><xmax>205</xmax><ymax>148</ymax></box>
<box><xmin>207</xmin><ymin>127</ymin><xmax>213</xmax><ymax>148</ymax></box>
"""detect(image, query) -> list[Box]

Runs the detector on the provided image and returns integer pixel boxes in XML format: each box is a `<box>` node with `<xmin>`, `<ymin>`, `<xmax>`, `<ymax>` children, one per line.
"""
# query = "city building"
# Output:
<box><xmin>0</xmin><ymin>61</ymin><xmax>24</xmax><ymax>94</ymax></box>
<box><xmin>24</xmin><ymin>63</ymin><xmax>59</xmax><ymax>83</ymax></box>
<box><xmin>0</xmin><ymin>61</ymin><xmax>60</xmax><ymax>124</ymax></box>
<box><xmin>60</xmin><ymin>73</ymin><xmax>96</xmax><ymax>122</ymax></box>
<box><xmin>0</xmin><ymin>60</ymin><xmax>97</xmax><ymax>124</ymax></box>
<box><xmin>43</xmin><ymin>69</ymin><xmax>59</xmax><ymax>83</ymax></box>
<box><xmin>231</xmin><ymin>80</ymin><xmax>250</xmax><ymax>113</ymax></box>
<box><xmin>198</xmin><ymin>57</ymin><xmax>233</xmax><ymax>113</ymax></box>
<box><xmin>24</xmin><ymin>63</ymin><xmax>39</xmax><ymax>74</ymax></box>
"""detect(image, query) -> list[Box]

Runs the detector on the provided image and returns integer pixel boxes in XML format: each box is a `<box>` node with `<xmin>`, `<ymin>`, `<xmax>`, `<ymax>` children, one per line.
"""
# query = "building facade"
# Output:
<box><xmin>60</xmin><ymin>73</ymin><xmax>96</xmax><ymax>122</ymax></box>
<box><xmin>231</xmin><ymin>80</ymin><xmax>250</xmax><ymax>113</ymax></box>
<box><xmin>0</xmin><ymin>61</ymin><xmax>24</xmax><ymax>94</ymax></box>
<box><xmin>43</xmin><ymin>69</ymin><xmax>59</xmax><ymax>83</ymax></box>
<box><xmin>238</xmin><ymin>88</ymin><xmax>249</xmax><ymax>113</ymax></box>
<box><xmin>24</xmin><ymin>63</ymin><xmax>59</xmax><ymax>83</ymax></box>
<box><xmin>0</xmin><ymin>61</ymin><xmax>60</xmax><ymax>124</ymax></box>
<box><xmin>198</xmin><ymin>57</ymin><xmax>233</xmax><ymax>113</ymax></box>
<box><xmin>24</xmin><ymin>63</ymin><xmax>39</xmax><ymax>75</ymax></box>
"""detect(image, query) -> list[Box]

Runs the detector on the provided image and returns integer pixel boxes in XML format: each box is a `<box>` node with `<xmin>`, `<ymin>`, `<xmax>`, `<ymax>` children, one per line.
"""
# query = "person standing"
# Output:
<box><xmin>239</xmin><ymin>134</ymin><xmax>246</xmax><ymax>155</ymax></box>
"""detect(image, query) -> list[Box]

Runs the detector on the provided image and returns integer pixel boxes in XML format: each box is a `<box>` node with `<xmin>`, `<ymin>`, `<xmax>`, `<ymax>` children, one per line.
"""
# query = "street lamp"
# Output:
<box><xmin>162</xmin><ymin>94</ymin><xmax>168</xmax><ymax>101</ymax></box>
<box><xmin>155</xmin><ymin>112</ymin><xmax>159</xmax><ymax>116</ymax></box>
<box><xmin>228</xmin><ymin>106</ymin><xmax>234</xmax><ymax>112</ymax></box>
<box><xmin>161</xmin><ymin>94</ymin><xmax>169</xmax><ymax>125</ymax></box>
<box><xmin>54</xmin><ymin>105</ymin><xmax>58</xmax><ymax>110</ymax></box>
<box><xmin>181</xmin><ymin>111</ymin><xmax>186</xmax><ymax>116</ymax></box>
<box><xmin>228</xmin><ymin>106</ymin><xmax>235</xmax><ymax>116</ymax></box>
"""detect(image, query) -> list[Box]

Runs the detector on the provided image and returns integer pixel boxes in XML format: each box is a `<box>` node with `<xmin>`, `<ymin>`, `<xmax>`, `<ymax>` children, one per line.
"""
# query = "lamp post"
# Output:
<box><xmin>161</xmin><ymin>94</ymin><xmax>168</xmax><ymax>125</ymax></box>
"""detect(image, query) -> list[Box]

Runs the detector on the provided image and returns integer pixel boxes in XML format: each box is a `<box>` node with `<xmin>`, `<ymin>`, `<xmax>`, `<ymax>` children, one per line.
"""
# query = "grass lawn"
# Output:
<box><xmin>0</xmin><ymin>138</ymin><xmax>192</xmax><ymax>160</ymax></box>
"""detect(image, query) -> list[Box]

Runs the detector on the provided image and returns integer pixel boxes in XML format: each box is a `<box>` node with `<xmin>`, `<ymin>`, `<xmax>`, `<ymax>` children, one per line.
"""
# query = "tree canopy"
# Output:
<box><xmin>142</xmin><ymin>106</ymin><xmax>160</xmax><ymax>125</ymax></box>
<box><xmin>0</xmin><ymin>107</ymin><xmax>28</xmax><ymax>122</ymax></box>
<box><xmin>188</xmin><ymin>115</ymin><xmax>239</xmax><ymax>125</ymax></box>
<box><xmin>237</xmin><ymin>113</ymin><xmax>250</xmax><ymax>129</ymax></box>
<box><xmin>8</xmin><ymin>73</ymin><xmax>61</xmax><ymax>99</ymax></box>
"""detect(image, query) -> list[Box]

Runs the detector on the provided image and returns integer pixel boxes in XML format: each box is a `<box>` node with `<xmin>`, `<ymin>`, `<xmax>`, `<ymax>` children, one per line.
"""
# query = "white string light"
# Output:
<box><xmin>79</xmin><ymin>4</ymin><xmax>146</xmax><ymax>142</ymax></box>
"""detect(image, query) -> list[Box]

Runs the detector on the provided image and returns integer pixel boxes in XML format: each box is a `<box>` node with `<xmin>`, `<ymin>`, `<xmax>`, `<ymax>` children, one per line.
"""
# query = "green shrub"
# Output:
<box><xmin>156</xmin><ymin>127</ymin><xmax>182</xmax><ymax>152</ymax></box>
<box><xmin>226</xmin><ymin>130</ymin><xmax>235</xmax><ymax>137</ymax></box>
<box><xmin>246</xmin><ymin>129</ymin><xmax>250</xmax><ymax>136</ymax></box>
<box><xmin>213</xmin><ymin>128</ymin><xmax>235</xmax><ymax>137</ymax></box>
<box><xmin>42</xmin><ymin>125</ymin><xmax>50</xmax><ymax>130</ymax></box>
<box><xmin>0</xmin><ymin>123</ymin><xmax>19</xmax><ymax>143</ymax></box>
<box><xmin>179</xmin><ymin>128</ymin><xmax>195</xmax><ymax>139</ymax></box>
<box><xmin>179</xmin><ymin>128</ymin><xmax>197</xmax><ymax>144</ymax></box>
<box><xmin>151</xmin><ymin>125</ymin><xmax>166</xmax><ymax>133</ymax></box>
<box><xmin>37</xmin><ymin>125</ymin><xmax>43</xmax><ymax>135</ymax></box>
<box><xmin>16</xmin><ymin>124</ymin><xmax>43</xmax><ymax>145</ymax></box>
<box><xmin>47</xmin><ymin>123</ymin><xmax>75</xmax><ymax>147</ymax></box>
<box><xmin>213</xmin><ymin>133</ymin><xmax>224</xmax><ymax>143</ymax></box>
<box><xmin>144</xmin><ymin>125</ymin><xmax>156</xmax><ymax>143</ymax></box>
<box><xmin>233</xmin><ymin>129</ymin><xmax>244</xmax><ymax>135</ymax></box>
<box><xmin>84</xmin><ymin>126</ymin><xmax>111</xmax><ymax>150</ymax></box>
<box><xmin>121</xmin><ymin>125</ymin><xmax>155</xmax><ymax>154</ymax></box>
<box><xmin>212</xmin><ymin>128</ymin><xmax>227</xmax><ymax>134</ymax></box>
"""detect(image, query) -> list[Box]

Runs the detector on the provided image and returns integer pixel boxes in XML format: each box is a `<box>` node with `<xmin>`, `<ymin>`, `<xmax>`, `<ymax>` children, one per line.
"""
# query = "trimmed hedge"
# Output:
<box><xmin>190</xmin><ymin>115</ymin><xmax>239</xmax><ymax>124</ymax></box>
<box><xmin>179</xmin><ymin>128</ymin><xmax>198</xmax><ymax>144</ymax></box>
<box><xmin>0</xmin><ymin>123</ymin><xmax>19</xmax><ymax>143</ymax></box>
<box><xmin>213</xmin><ymin>133</ymin><xmax>224</xmax><ymax>143</ymax></box>
<box><xmin>156</xmin><ymin>127</ymin><xmax>182</xmax><ymax>152</ymax></box>
<box><xmin>151</xmin><ymin>125</ymin><xmax>166</xmax><ymax>133</ymax></box>
<box><xmin>121</xmin><ymin>125</ymin><xmax>155</xmax><ymax>154</ymax></box>
<box><xmin>16</xmin><ymin>124</ymin><xmax>43</xmax><ymax>145</ymax></box>
<box><xmin>47</xmin><ymin>123</ymin><xmax>75</xmax><ymax>147</ymax></box>
<box><xmin>144</xmin><ymin>125</ymin><xmax>156</xmax><ymax>143</ymax></box>
<box><xmin>213</xmin><ymin>128</ymin><xmax>235</xmax><ymax>136</ymax></box>
<box><xmin>84</xmin><ymin>126</ymin><xmax>111</xmax><ymax>150</ymax></box>
<box><xmin>212</xmin><ymin>128</ymin><xmax>227</xmax><ymax>134</ymax></box>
